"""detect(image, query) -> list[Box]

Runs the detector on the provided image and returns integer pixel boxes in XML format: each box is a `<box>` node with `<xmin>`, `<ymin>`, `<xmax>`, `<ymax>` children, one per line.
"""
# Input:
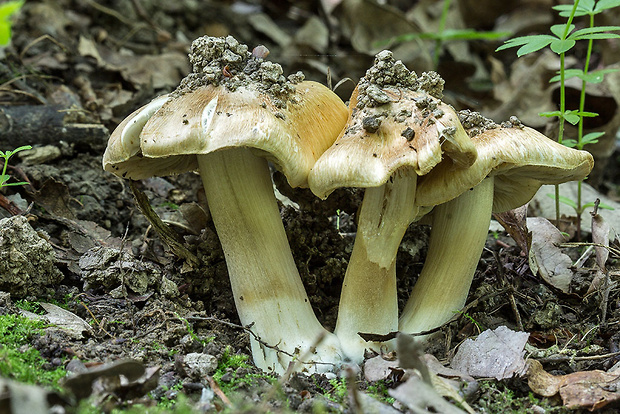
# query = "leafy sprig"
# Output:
<box><xmin>0</xmin><ymin>145</ymin><xmax>31</xmax><ymax>188</ymax></box>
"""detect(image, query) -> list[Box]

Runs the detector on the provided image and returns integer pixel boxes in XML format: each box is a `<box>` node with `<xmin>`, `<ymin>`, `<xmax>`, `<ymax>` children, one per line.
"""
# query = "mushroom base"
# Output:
<box><xmin>197</xmin><ymin>148</ymin><xmax>343</xmax><ymax>373</ymax></box>
<box><xmin>335</xmin><ymin>170</ymin><xmax>418</xmax><ymax>362</ymax></box>
<box><xmin>399</xmin><ymin>177</ymin><xmax>494</xmax><ymax>336</ymax></box>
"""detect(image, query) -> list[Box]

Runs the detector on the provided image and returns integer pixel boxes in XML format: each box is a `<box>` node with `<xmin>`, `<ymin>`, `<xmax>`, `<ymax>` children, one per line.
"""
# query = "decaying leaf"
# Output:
<box><xmin>389</xmin><ymin>374</ymin><xmax>468</xmax><ymax>414</ymax></box>
<box><xmin>0</xmin><ymin>377</ymin><xmax>67</xmax><ymax>414</ymax></box>
<box><xmin>20</xmin><ymin>302</ymin><xmax>94</xmax><ymax>339</ymax></box>
<box><xmin>62</xmin><ymin>359</ymin><xmax>146</xmax><ymax>400</ymax></box>
<box><xmin>591</xmin><ymin>210</ymin><xmax>611</xmax><ymax>272</ymax></box>
<box><xmin>528</xmin><ymin>359</ymin><xmax>620</xmax><ymax>411</ymax></box>
<box><xmin>451</xmin><ymin>326</ymin><xmax>529</xmax><ymax>380</ymax></box>
<box><xmin>493</xmin><ymin>204</ymin><xmax>530</xmax><ymax>255</ymax></box>
<box><xmin>528</xmin><ymin>217</ymin><xmax>574</xmax><ymax>293</ymax></box>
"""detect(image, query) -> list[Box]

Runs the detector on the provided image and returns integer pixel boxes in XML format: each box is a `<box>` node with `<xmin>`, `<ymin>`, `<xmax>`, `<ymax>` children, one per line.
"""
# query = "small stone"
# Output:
<box><xmin>401</xmin><ymin>127</ymin><xmax>415</xmax><ymax>141</ymax></box>
<box><xmin>182</xmin><ymin>353</ymin><xmax>218</xmax><ymax>379</ymax></box>
<box><xmin>362</xmin><ymin>116</ymin><xmax>382</xmax><ymax>133</ymax></box>
<box><xmin>365</xmin><ymin>84</ymin><xmax>391</xmax><ymax>106</ymax></box>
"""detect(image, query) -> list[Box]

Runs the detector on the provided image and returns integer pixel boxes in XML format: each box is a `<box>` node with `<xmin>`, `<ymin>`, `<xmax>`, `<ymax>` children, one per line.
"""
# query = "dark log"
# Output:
<box><xmin>0</xmin><ymin>105</ymin><xmax>109</xmax><ymax>152</ymax></box>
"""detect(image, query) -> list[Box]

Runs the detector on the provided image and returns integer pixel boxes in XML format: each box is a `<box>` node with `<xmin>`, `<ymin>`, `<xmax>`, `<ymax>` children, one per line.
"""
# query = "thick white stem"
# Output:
<box><xmin>197</xmin><ymin>148</ymin><xmax>342</xmax><ymax>373</ymax></box>
<box><xmin>399</xmin><ymin>177</ymin><xmax>494</xmax><ymax>335</ymax></box>
<box><xmin>335</xmin><ymin>171</ymin><xmax>417</xmax><ymax>362</ymax></box>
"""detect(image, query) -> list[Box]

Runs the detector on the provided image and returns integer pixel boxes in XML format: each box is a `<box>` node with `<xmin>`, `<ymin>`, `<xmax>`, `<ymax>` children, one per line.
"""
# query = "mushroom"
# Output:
<box><xmin>398</xmin><ymin>112</ymin><xmax>594</xmax><ymax>336</ymax></box>
<box><xmin>103</xmin><ymin>36</ymin><xmax>349</xmax><ymax>373</ymax></box>
<box><xmin>308</xmin><ymin>51</ymin><xmax>477</xmax><ymax>362</ymax></box>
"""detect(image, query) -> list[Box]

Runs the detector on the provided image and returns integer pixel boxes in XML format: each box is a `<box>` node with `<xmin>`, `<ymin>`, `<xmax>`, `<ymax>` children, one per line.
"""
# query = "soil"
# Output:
<box><xmin>0</xmin><ymin>0</ymin><xmax>619</xmax><ymax>413</ymax></box>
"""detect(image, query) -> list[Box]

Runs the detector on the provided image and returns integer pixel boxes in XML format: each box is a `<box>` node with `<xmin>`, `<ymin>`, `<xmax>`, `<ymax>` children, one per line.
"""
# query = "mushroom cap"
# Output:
<box><xmin>415</xmin><ymin>126</ymin><xmax>595</xmax><ymax>212</ymax></box>
<box><xmin>103</xmin><ymin>81</ymin><xmax>348</xmax><ymax>188</ymax></box>
<box><xmin>308</xmin><ymin>85</ymin><xmax>477</xmax><ymax>199</ymax></box>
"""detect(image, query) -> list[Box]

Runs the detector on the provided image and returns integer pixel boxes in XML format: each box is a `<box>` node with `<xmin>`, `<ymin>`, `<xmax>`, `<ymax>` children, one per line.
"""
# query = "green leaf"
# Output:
<box><xmin>517</xmin><ymin>37</ymin><xmax>556</xmax><ymax>56</ymax></box>
<box><xmin>553</xmin><ymin>5</ymin><xmax>590</xmax><ymax>17</ymax></box>
<box><xmin>0</xmin><ymin>175</ymin><xmax>9</xmax><ymax>186</ymax></box>
<box><xmin>550</xmin><ymin>38</ymin><xmax>575</xmax><ymax>54</ymax></box>
<box><xmin>2</xmin><ymin>181</ymin><xmax>28</xmax><ymax>187</ymax></box>
<box><xmin>549</xmin><ymin>68</ymin><xmax>583</xmax><ymax>83</ymax></box>
<box><xmin>582</xmin><ymin>131</ymin><xmax>604</xmax><ymax>145</ymax></box>
<box><xmin>551</xmin><ymin>24</ymin><xmax>575</xmax><ymax>39</ymax></box>
<box><xmin>562</xmin><ymin>139</ymin><xmax>578</xmax><ymax>148</ymax></box>
<box><xmin>564</xmin><ymin>111</ymin><xmax>581</xmax><ymax>125</ymax></box>
<box><xmin>0</xmin><ymin>22</ymin><xmax>11</xmax><ymax>46</ymax></box>
<box><xmin>578</xmin><ymin>68</ymin><xmax>620</xmax><ymax>83</ymax></box>
<box><xmin>573</xmin><ymin>33</ymin><xmax>620</xmax><ymax>41</ymax></box>
<box><xmin>572</xmin><ymin>26</ymin><xmax>620</xmax><ymax>36</ymax></box>
<box><xmin>596</xmin><ymin>0</ymin><xmax>620</xmax><ymax>12</ymax></box>
<box><xmin>539</xmin><ymin>110</ymin><xmax>562</xmax><ymax>118</ymax></box>
<box><xmin>583</xmin><ymin>201</ymin><xmax>615</xmax><ymax>210</ymax></box>
<box><xmin>0</xmin><ymin>1</ymin><xmax>23</xmax><ymax>20</ymax></box>
<box><xmin>547</xmin><ymin>194</ymin><xmax>578</xmax><ymax>209</ymax></box>
<box><xmin>395</xmin><ymin>29</ymin><xmax>510</xmax><ymax>43</ymax></box>
<box><xmin>576</xmin><ymin>111</ymin><xmax>598</xmax><ymax>118</ymax></box>
<box><xmin>495</xmin><ymin>35</ymin><xmax>554</xmax><ymax>52</ymax></box>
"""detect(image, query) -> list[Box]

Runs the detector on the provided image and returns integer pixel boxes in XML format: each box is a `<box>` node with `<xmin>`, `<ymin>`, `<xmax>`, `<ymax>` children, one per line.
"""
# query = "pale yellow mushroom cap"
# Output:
<box><xmin>308</xmin><ymin>84</ymin><xmax>477</xmax><ymax>199</ymax></box>
<box><xmin>103</xmin><ymin>81</ymin><xmax>348</xmax><ymax>188</ymax></box>
<box><xmin>415</xmin><ymin>125</ymin><xmax>595</xmax><ymax>212</ymax></box>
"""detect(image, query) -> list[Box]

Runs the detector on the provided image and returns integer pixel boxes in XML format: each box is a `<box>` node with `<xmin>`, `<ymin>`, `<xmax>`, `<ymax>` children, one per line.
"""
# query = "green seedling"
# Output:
<box><xmin>0</xmin><ymin>145</ymin><xmax>31</xmax><ymax>189</ymax></box>
<box><xmin>497</xmin><ymin>0</ymin><xmax>620</xmax><ymax>227</ymax></box>
<box><xmin>383</xmin><ymin>0</ymin><xmax>509</xmax><ymax>70</ymax></box>
<box><xmin>0</xmin><ymin>0</ymin><xmax>23</xmax><ymax>46</ymax></box>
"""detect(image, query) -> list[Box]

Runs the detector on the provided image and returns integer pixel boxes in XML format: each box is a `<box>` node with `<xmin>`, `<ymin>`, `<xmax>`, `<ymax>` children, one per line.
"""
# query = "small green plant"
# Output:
<box><xmin>0</xmin><ymin>0</ymin><xmax>23</xmax><ymax>46</ymax></box>
<box><xmin>456</xmin><ymin>310</ymin><xmax>483</xmax><ymax>332</ymax></box>
<box><xmin>497</xmin><ymin>0</ymin><xmax>620</xmax><ymax>227</ymax></box>
<box><xmin>384</xmin><ymin>0</ymin><xmax>509</xmax><ymax>70</ymax></box>
<box><xmin>0</xmin><ymin>145</ymin><xmax>31</xmax><ymax>189</ymax></box>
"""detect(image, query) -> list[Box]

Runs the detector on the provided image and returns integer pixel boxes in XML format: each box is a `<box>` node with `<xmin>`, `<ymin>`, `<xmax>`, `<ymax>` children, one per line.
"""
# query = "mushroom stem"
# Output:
<box><xmin>197</xmin><ymin>148</ymin><xmax>342</xmax><ymax>373</ymax></box>
<box><xmin>335</xmin><ymin>170</ymin><xmax>418</xmax><ymax>362</ymax></box>
<box><xmin>399</xmin><ymin>177</ymin><xmax>494</xmax><ymax>335</ymax></box>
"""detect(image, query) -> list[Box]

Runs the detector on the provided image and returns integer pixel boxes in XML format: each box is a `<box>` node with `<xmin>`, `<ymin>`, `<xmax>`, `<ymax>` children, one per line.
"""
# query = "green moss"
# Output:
<box><xmin>212</xmin><ymin>347</ymin><xmax>276</xmax><ymax>394</ymax></box>
<box><xmin>475</xmin><ymin>380</ymin><xmax>569</xmax><ymax>413</ymax></box>
<box><xmin>366</xmin><ymin>380</ymin><xmax>395</xmax><ymax>405</ymax></box>
<box><xmin>0</xmin><ymin>314</ymin><xmax>66</xmax><ymax>388</ymax></box>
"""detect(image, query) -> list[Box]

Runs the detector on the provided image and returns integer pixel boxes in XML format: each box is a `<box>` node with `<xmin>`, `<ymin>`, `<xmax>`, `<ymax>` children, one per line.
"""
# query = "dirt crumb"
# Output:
<box><xmin>458</xmin><ymin>109</ymin><xmax>498</xmax><ymax>136</ymax></box>
<box><xmin>173</xmin><ymin>35</ymin><xmax>304</xmax><ymax>108</ymax></box>
<box><xmin>356</xmin><ymin>50</ymin><xmax>446</xmax><ymax>109</ymax></box>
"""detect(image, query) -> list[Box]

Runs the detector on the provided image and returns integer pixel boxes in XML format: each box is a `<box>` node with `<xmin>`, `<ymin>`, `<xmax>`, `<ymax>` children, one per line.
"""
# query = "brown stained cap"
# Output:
<box><xmin>308</xmin><ymin>85</ymin><xmax>477</xmax><ymax>199</ymax></box>
<box><xmin>414</xmin><ymin>125</ymin><xmax>595</xmax><ymax>212</ymax></box>
<box><xmin>103</xmin><ymin>82</ymin><xmax>348</xmax><ymax>187</ymax></box>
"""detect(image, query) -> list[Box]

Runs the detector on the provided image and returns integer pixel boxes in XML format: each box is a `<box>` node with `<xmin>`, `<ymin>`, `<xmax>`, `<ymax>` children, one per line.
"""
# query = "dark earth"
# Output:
<box><xmin>0</xmin><ymin>0</ymin><xmax>619</xmax><ymax>413</ymax></box>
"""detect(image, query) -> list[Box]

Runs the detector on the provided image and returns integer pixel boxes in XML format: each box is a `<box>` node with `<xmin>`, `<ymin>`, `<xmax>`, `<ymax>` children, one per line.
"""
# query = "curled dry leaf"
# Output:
<box><xmin>493</xmin><ymin>204</ymin><xmax>530</xmax><ymax>255</ymax></box>
<box><xmin>591</xmin><ymin>210</ymin><xmax>611</xmax><ymax>272</ymax></box>
<box><xmin>528</xmin><ymin>217</ymin><xmax>574</xmax><ymax>293</ymax></box>
<box><xmin>527</xmin><ymin>359</ymin><xmax>620</xmax><ymax>411</ymax></box>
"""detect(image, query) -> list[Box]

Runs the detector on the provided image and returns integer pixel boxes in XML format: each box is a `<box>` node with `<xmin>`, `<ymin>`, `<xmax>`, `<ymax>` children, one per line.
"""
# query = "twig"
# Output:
<box><xmin>206</xmin><ymin>376</ymin><xmax>232</xmax><ymax>407</ymax></box>
<box><xmin>129</xmin><ymin>181</ymin><xmax>200</xmax><ymax>267</ymax></box>
<box><xmin>534</xmin><ymin>350</ymin><xmax>620</xmax><ymax>364</ymax></box>
<box><xmin>185</xmin><ymin>315</ymin><xmax>337</xmax><ymax>372</ymax></box>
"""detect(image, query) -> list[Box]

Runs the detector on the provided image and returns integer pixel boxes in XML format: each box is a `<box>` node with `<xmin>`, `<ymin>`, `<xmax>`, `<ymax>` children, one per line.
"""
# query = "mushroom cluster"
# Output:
<box><xmin>103</xmin><ymin>36</ymin><xmax>348</xmax><ymax>373</ymax></box>
<box><xmin>103</xmin><ymin>37</ymin><xmax>594</xmax><ymax>373</ymax></box>
<box><xmin>309</xmin><ymin>51</ymin><xmax>593</xmax><ymax>363</ymax></box>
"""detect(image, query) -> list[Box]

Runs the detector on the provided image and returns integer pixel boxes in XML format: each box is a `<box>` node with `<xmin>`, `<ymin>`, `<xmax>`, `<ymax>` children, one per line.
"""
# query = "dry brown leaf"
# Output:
<box><xmin>389</xmin><ymin>374</ymin><xmax>468</xmax><ymax>414</ymax></box>
<box><xmin>591</xmin><ymin>210</ymin><xmax>611</xmax><ymax>272</ymax></box>
<box><xmin>528</xmin><ymin>217</ymin><xmax>573</xmax><ymax>293</ymax></box>
<box><xmin>493</xmin><ymin>205</ymin><xmax>530</xmax><ymax>255</ymax></box>
<box><xmin>527</xmin><ymin>359</ymin><xmax>620</xmax><ymax>411</ymax></box>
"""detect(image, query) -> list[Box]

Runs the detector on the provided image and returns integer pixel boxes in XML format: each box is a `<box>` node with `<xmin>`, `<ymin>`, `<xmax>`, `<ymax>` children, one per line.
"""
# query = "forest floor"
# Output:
<box><xmin>0</xmin><ymin>0</ymin><xmax>619</xmax><ymax>413</ymax></box>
